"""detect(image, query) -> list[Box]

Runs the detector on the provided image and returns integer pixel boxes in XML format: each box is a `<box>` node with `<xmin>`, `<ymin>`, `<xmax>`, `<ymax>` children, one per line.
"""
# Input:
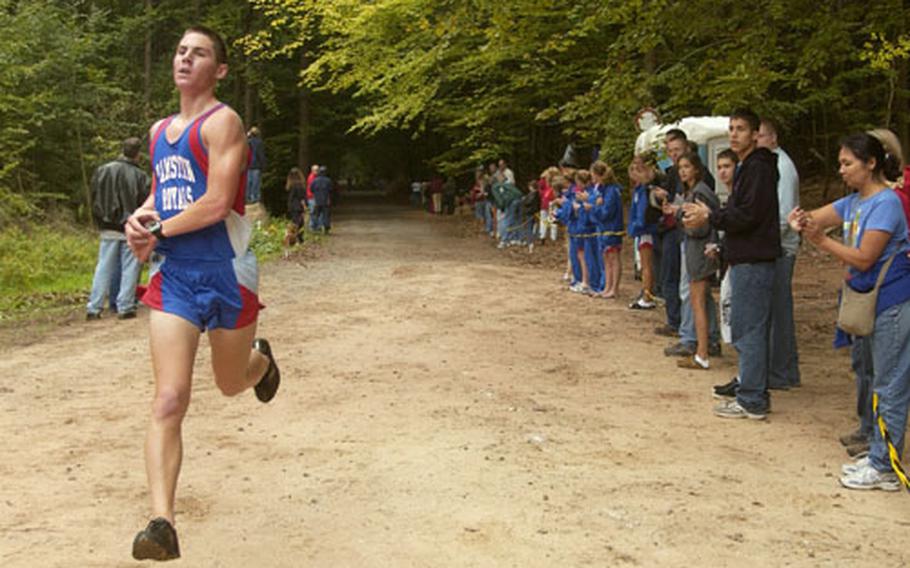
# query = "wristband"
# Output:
<box><xmin>147</xmin><ymin>220</ymin><xmax>166</xmax><ymax>240</ymax></box>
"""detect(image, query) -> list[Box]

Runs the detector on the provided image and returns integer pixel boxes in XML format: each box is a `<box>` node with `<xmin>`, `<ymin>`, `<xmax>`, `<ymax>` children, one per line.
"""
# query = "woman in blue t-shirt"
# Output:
<box><xmin>789</xmin><ymin>132</ymin><xmax>910</xmax><ymax>492</ymax></box>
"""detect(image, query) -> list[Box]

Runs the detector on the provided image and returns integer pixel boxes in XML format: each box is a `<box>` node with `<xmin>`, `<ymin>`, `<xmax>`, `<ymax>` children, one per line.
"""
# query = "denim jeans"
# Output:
<box><xmin>306</xmin><ymin>199</ymin><xmax>316</xmax><ymax>230</ymax></box>
<box><xmin>679</xmin><ymin>241</ymin><xmax>719</xmax><ymax>347</ymax></box>
<box><xmin>483</xmin><ymin>202</ymin><xmax>494</xmax><ymax>234</ymax></box>
<box><xmin>246</xmin><ymin>168</ymin><xmax>262</xmax><ymax>203</ymax></box>
<box><xmin>501</xmin><ymin>201</ymin><xmax>521</xmax><ymax>243</ymax></box>
<box><xmin>730</xmin><ymin>261</ymin><xmax>775</xmax><ymax>412</ymax></box>
<box><xmin>851</xmin><ymin>336</ymin><xmax>875</xmax><ymax>441</ymax></box>
<box><xmin>311</xmin><ymin>205</ymin><xmax>331</xmax><ymax>232</ymax></box>
<box><xmin>869</xmin><ymin>299</ymin><xmax>910</xmax><ymax>472</ymax></box>
<box><xmin>87</xmin><ymin>237</ymin><xmax>141</xmax><ymax>315</ymax></box>
<box><xmin>769</xmin><ymin>253</ymin><xmax>801</xmax><ymax>387</ymax></box>
<box><xmin>658</xmin><ymin>229</ymin><xmax>681</xmax><ymax>330</ymax></box>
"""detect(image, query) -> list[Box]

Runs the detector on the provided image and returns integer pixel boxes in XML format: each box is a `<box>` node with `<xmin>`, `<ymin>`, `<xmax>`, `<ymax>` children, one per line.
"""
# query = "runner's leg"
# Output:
<box><xmin>208</xmin><ymin>322</ymin><xmax>269</xmax><ymax>396</ymax></box>
<box><xmin>145</xmin><ymin>311</ymin><xmax>201</xmax><ymax>524</ymax></box>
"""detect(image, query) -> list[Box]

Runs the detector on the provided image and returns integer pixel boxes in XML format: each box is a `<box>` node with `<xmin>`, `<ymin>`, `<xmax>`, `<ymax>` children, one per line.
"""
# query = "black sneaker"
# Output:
<box><xmin>132</xmin><ymin>517</ymin><xmax>180</xmax><ymax>561</ymax></box>
<box><xmin>846</xmin><ymin>442</ymin><xmax>870</xmax><ymax>458</ymax></box>
<box><xmin>712</xmin><ymin>377</ymin><xmax>739</xmax><ymax>400</ymax></box>
<box><xmin>117</xmin><ymin>311</ymin><xmax>137</xmax><ymax>320</ymax></box>
<box><xmin>839</xmin><ymin>429</ymin><xmax>867</xmax><ymax>447</ymax></box>
<box><xmin>708</xmin><ymin>343</ymin><xmax>722</xmax><ymax>357</ymax></box>
<box><xmin>86</xmin><ymin>312</ymin><xmax>102</xmax><ymax>321</ymax></box>
<box><xmin>253</xmin><ymin>338</ymin><xmax>281</xmax><ymax>403</ymax></box>
<box><xmin>654</xmin><ymin>324</ymin><xmax>678</xmax><ymax>337</ymax></box>
<box><xmin>664</xmin><ymin>342</ymin><xmax>696</xmax><ymax>357</ymax></box>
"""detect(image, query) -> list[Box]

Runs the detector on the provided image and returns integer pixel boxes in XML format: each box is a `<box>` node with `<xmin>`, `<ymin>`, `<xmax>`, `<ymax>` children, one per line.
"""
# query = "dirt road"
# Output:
<box><xmin>1</xmin><ymin>199</ymin><xmax>908</xmax><ymax>567</ymax></box>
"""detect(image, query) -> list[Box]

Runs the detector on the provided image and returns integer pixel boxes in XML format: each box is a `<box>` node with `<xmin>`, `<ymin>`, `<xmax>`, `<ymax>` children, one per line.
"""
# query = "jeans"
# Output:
<box><xmin>769</xmin><ymin>253</ymin><xmax>801</xmax><ymax>387</ymax></box>
<box><xmin>869</xmin><ymin>299</ymin><xmax>910</xmax><ymax>472</ymax></box>
<box><xmin>246</xmin><ymin>168</ymin><xmax>262</xmax><ymax>203</ymax></box>
<box><xmin>483</xmin><ymin>202</ymin><xmax>494</xmax><ymax>234</ymax></box>
<box><xmin>851</xmin><ymin>336</ymin><xmax>875</xmax><ymax>442</ymax></box>
<box><xmin>500</xmin><ymin>201</ymin><xmax>521</xmax><ymax>243</ymax></box>
<box><xmin>679</xmin><ymin>243</ymin><xmax>720</xmax><ymax>347</ymax></box>
<box><xmin>730</xmin><ymin>261</ymin><xmax>775</xmax><ymax>412</ymax></box>
<box><xmin>496</xmin><ymin>209</ymin><xmax>505</xmax><ymax>239</ymax></box>
<box><xmin>658</xmin><ymin>229</ymin><xmax>681</xmax><ymax>330</ymax></box>
<box><xmin>87</xmin><ymin>237</ymin><xmax>141</xmax><ymax>315</ymax></box>
<box><xmin>109</xmin><ymin>261</ymin><xmax>121</xmax><ymax>311</ymax></box>
<box><xmin>311</xmin><ymin>205</ymin><xmax>331</xmax><ymax>232</ymax></box>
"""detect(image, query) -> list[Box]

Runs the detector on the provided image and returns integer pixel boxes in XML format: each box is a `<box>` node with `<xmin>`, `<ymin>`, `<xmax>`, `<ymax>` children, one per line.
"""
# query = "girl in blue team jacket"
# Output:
<box><xmin>555</xmin><ymin>171</ymin><xmax>600</xmax><ymax>293</ymax></box>
<box><xmin>627</xmin><ymin>154</ymin><xmax>660</xmax><ymax>309</ymax></box>
<box><xmin>577</xmin><ymin>170</ymin><xmax>605</xmax><ymax>294</ymax></box>
<box><xmin>554</xmin><ymin>178</ymin><xmax>586</xmax><ymax>290</ymax></box>
<box><xmin>591</xmin><ymin>161</ymin><xmax>624</xmax><ymax>298</ymax></box>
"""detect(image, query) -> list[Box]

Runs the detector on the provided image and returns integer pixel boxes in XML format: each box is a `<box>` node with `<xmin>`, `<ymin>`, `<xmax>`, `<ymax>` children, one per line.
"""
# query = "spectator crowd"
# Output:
<box><xmin>459</xmin><ymin>109</ymin><xmax>910</xmax><ymax>494</ymax></box>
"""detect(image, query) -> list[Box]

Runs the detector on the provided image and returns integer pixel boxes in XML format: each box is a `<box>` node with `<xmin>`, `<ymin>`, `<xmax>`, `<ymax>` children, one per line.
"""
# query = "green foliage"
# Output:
<box><xmin>0</xmin><ymin>223</ymin><xmax>97</xmax><ymax>321</ymax></box>
<box><xmin>250</xmin><ymin>0</ymin><xmax>910</xmax><ymax>178</ymax></box>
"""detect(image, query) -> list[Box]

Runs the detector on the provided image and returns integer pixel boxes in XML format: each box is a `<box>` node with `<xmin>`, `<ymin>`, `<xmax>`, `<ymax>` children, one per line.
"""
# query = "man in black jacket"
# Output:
<box><xmin>86</xmin><ymin>137</ymin><xmax>150</xmax><ymax>320</ymax></box>
<box><xmin>683</xmin><ymin>109</ymin><xmax>781</xmax><ymax>420</ymax></box>
<box><xmin>310</xmin><ymin>165</ymin><xmax>333</xmax><ymax>233</ymax></box>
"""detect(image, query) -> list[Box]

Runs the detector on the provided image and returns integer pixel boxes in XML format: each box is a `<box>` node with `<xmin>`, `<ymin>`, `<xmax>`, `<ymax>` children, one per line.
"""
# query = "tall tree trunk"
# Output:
<box><xmin>75</xmin><ymin>122</ymin><xmax>91</xmax><ymax>222</ymax></box>
<box><xmin>244</xmin><ymin>74</ymin><xmax>253</xmax><ymax>128</ymax></box>
<box><xmin>897</xmin><ymin>57</ymin><xmax>909</xmax><ymax>164</ymax></box>
<box><xmin>143</xmin><ymin>0</ymin><xmax>153</xmax><ymax>119</ymax></box>
<box><xmin>297</xmin><ymin>48</ymin><xmax>311</xmax><ymax>169</ymax></box>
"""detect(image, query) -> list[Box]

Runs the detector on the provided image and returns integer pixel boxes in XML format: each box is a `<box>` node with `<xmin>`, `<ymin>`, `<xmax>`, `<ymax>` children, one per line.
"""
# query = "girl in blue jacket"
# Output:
<box><xmin>591</xmin><ymin>161</ymin><xmax>624</xmax><ymax>298</ymax></box>
<box><xmin>627</xmin><ymin>154</ymin><xmax>660</xmax><ymax>309</ymax></box>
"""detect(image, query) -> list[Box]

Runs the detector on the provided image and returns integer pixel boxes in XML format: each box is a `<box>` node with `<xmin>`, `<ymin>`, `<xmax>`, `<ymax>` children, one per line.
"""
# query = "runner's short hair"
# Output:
<box><xmin>184</xmin><ymin>25</ymin><xmax>228</xmax><ymax>65</ymax></box>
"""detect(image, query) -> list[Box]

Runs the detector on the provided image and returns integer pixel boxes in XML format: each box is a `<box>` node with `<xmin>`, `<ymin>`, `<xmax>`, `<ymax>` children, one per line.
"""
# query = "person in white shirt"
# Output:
<box><xmin>757</xmin><ymin>118</ymin><xmax>801</xmax><ymax>389</ymax></box>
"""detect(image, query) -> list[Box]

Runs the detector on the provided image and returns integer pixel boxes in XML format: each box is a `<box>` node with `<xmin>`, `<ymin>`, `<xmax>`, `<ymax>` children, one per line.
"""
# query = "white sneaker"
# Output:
<box><xmin>839</xmin><ymin>462</ymin><xmax>901</xmax><ymax>491</ymax></box>
<box><xmin>712</xmin><ymin>399</ymin><xmax>767</xmax><ymax>420</ymax></box>
<box><xmin>568</xmin><ymin>283</ymin><xmax>588</xmax><ymax>294</ymax></box>
<box><xmin>841</xmin><ymin>456</ymin><xmax>870</xmax><ymax>475</ymax></box>
<box><xmin>497</xmin><ymin>241</ymin><xmax>506</xmax><ymax>249</ymax></box>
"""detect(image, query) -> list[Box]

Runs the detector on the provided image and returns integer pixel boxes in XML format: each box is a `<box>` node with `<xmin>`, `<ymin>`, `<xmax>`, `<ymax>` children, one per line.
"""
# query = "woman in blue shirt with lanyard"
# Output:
<box><xmin>789</xmin><ymin>133</ymin><xmax>910</xmax><ymax>491</ymax></box>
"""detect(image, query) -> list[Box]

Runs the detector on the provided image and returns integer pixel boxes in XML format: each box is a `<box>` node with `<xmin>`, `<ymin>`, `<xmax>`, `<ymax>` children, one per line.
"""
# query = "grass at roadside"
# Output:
<box><xmin>0</xmin><ymin>217</ymin><xmax>307</xmax><ymax>325</ymax></box>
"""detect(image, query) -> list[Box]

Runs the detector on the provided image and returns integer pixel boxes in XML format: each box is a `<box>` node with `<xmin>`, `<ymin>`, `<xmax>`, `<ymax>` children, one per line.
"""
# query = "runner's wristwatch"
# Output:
<box><xmin>147</xmin><ymin>220</ymin><xmax>167</xmax><ymax>240</ymax></box>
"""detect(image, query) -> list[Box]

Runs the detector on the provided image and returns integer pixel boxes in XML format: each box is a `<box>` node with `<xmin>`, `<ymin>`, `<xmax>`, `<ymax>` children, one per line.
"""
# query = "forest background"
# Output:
<box><xmin>0</xmin><ymin>0</ymin><xmax>908</xmax><ymax>315</ymax></box>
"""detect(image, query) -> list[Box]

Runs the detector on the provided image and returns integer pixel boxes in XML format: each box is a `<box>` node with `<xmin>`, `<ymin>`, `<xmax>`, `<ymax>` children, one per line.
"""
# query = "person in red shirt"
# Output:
<box><xmin>537</xmin><ymin>169</ymin><xmax>558</xmax><ymax>242</ymax></box>
<box><xmin>305</xmin><ymin>164</ymin><xmax>318</xmax><ymax>230</ymax></box>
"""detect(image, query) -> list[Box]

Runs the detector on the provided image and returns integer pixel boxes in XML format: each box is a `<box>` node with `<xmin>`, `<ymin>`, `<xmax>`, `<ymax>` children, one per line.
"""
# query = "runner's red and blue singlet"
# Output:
<box><xmin>139</xmin><ymin>103</ymin><xmax>261</xmax><ymax>330</ymax></box>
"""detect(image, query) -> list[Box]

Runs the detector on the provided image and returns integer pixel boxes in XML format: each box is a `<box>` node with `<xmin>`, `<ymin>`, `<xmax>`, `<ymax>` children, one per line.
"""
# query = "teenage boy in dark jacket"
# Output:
<box><xmin>683</xmin><ymin>109</ymin><xmax>781</xmax><ymax>420</ymax></box>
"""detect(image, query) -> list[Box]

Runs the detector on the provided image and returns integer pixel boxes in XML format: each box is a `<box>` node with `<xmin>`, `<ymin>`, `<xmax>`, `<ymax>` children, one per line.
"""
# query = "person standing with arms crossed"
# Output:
<box><xmin>125</xmin><ymin>26</ymin><xmax>281</xmax><ymax>561</ymax></box>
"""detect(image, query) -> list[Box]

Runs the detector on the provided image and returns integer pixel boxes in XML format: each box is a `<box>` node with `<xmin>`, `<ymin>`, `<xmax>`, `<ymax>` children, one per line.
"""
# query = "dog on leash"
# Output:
<box><xmin>283</xmin><ymin>223</ymin><xmax>300</xmax><ymax>258</ymax></box>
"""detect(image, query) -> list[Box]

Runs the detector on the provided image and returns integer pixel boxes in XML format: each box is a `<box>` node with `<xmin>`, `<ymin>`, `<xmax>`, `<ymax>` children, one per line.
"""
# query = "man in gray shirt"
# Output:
<box><xmin>758</xmin><ymin>118</ymin><xmax>801</xmax><ymax>388</ymax></box>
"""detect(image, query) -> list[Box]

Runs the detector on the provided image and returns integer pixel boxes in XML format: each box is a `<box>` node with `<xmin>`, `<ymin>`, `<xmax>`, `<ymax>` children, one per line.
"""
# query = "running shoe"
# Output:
<box><xmin>664</xmin><ymin>342</ymin><xmax>696</xmax><ymax>357</ymax></box>
<box><xmin>132</xmin><ymin>517</ymin><xmax>180</xmax><ymax>561</ymax></box>
<box><xmin>713</xmin><ymin>399</ymin><xmax>767</xmax><ymax>420</ymax></box>
<box><xmin>654</xmin><ymin>324</ymin><xmax>677</xmax><ymax>337</ymax></box>
<box><xmin>253</xmin><ymin>338</ymin><xmax>281</xmax><ymax>403</ymax></box>
<box><xmin>712</xmin><ymin>377</ymin><xmax>738</xmax><ymax>400</ymax></box>
<box><xmin>839</xmin><ymin>462</ymin><xmax>901</xmax><ymax>491</ymax></box>
<box><xmin>677</xmin><ymin>355</ymin><xmax>709</xmax><ymax>370</ymax></box>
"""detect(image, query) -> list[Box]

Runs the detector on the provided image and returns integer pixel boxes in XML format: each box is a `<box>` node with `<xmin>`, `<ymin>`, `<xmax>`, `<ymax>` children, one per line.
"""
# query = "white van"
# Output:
<box><xmin>634</xmin><ymin>116</ymin><xmax>732</xmax><ymax>201</ymax></box>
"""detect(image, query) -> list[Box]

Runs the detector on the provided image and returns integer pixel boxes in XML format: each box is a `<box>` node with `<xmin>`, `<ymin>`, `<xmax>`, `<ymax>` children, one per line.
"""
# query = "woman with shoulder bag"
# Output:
<box><xmin>788</xmin><ymin>133</ymin><xmax>910</xmax><ymax>492</ymax></box>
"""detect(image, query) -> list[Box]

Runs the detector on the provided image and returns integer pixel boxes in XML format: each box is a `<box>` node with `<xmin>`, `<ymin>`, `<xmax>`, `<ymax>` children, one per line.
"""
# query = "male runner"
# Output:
<box><xmin>125</xmin><ymin>26</ymin><xmax>280</xmax><ymax>561</ymax></box>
